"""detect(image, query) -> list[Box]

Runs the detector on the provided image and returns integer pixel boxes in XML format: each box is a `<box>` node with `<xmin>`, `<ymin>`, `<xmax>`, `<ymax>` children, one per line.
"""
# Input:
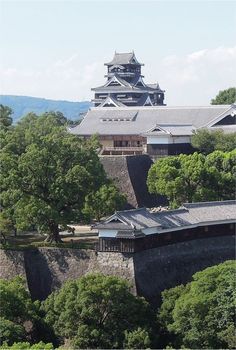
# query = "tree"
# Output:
<box><xmin>205</xmin><ymin>150</ymin><xmax>236</xmax><ymax>200</ymax></box>
<box><xmin>0</xmin><ymin>210</ymin><xmax>16</xmax><ymax>244</ymax></box>
<box><xmin>0</xmin><ymin>105</ymin><xmax>13</xmax><ymax>129</ymax></box>
<box><xmin>123</xmin><ymin>327</ymin><xmax>151</xmax><ymax>349</ymax></box>
<box><xmin>83</xmin><ymin>184</ymin><xmax>126</xmax><ymax>221</ymax></box>
<box><xmin>0</xmin><ymin>277</ymin><xmax>56</xmax><ymax>346</ymax></box>
<box><xmin>191</xmin><ymin>129</ymin><xmax>236</xmax><ymax>154</ymax></box>
<box><xmin>0</xmin><ymin>277</ymin><xmax>37</xmax><ymax>345</ymax></box>
<box><xmin>0</xmin><ymin>112</ymin><xmax>112</xmax><ymax>242</ymax></box>
<box><xmin>0</xmin><ymin>318</ymin><xmax>25</xmax><ymax>345</ymax></box>
<box><xmin>211</xmin><ymin>87</ymin><xmax>236</xmax><ymax>105</ymax></box>
<box><xmin>0</xmin><ymin>341</ymin><xmax>54</xmax><ymax>350</ymax></box>
<box><xmin>41</xmin><ymin>274</ymin><xmax>155</xmax><ymax>349</ymax></box>
<box><xmin>147</xmin><ymin>151</ymin><xmax>236</xmax><ymax>207</ymax></box>
<box><xmin>158</xmin><ymin>261</ymin><xmax>236</xmax><ymax>349</ymax></box>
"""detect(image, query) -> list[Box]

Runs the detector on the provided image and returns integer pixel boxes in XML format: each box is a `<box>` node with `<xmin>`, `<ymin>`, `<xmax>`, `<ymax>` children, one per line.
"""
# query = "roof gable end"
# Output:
<box><xmin>204</xmin><ymin>105</ymin><xmax>236</xmax><ymax>127</ymax></box>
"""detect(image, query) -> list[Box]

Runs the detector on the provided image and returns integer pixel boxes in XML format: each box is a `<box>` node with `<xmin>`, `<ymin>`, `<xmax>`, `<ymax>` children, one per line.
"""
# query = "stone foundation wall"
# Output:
<box><xmin>0</xmin><ymin>235</ymin><xmax>235</xmax><ymax>304</ymax></box>
<box><xmin>0</xmin><ymin>248</ymin><xmax>135</xmax><ymax>300</ymax></box>
<box><xmin>133</xmin><ymin>235</ymin><xmax>235</xmax><ymax>305</ymax></box>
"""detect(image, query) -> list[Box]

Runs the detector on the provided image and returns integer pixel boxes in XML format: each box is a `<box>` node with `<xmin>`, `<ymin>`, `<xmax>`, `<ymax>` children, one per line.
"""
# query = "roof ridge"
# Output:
<box><xmin>183</xmin><ymin>200</ymin><xmax>236</xmax><ymax>208</ymax></box>
<box><xmin>90</xmin><ymin>105</ymin><xmax>231</xmax><ymax>111</ymax></box>
<box><xmin>116</xmin><ymin>207</ymin><xmax>147</xmax><ymax>214</ymax></box>
<box><xmin>154</xmin><ymin>208</ymin><xmax>188</xmax><ymax>215</ymax></box>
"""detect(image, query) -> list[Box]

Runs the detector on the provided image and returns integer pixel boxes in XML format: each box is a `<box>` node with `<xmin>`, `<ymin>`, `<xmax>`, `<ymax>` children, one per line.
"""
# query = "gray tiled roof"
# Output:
<box><xmin>105</xmin><ymin>52</ymin><xmax>143</xmax><ymax>66</ymax></box>
<box><xmin>92</xmin><ymin>74</ymin><xmax>161</xmax><ymax>93</ymax></box>
<box><xmin>95</xmin><ymin>208</ymin><xmax>162</xmax><ymax>230</ymax></box>
<box><xmin>151</xmin><ymin>200</ymin><xmax>236</xmax><ymax>229</ymax></box>
<box><xmin>99</xmin><ymin>96</ymin><xmax>126</xmax><ymax>107</ymax></box>
<box><xmin>144</xmin><ymin>124</ymin><xmax>196</xmax><ymax>136</ymax></box>
<box><xmin>116</xmin><ymin>207</ymin><xmax>162</xmax><ymax>229</ymax></box>
<box><xmin>210</xmin><ymin>125</ymin><xmax>236</xmax><ymax>134</ymax></box>
<box><xmin>97</xmin><ymin>200</ymin><xmax>236</xmax><ymax>233</ymax></box>
<box><xmin>92</xmin><ymin>85</ymin><xmax>157</xmax><ymax>93</ymax></box>
<box><xmin>70</xmin><ymin>105</ymin><xmax>232</xmax><ymax>136</ymax></box>
<box><xmin>95</xmin><ymin>221</ymin><xmax>130</xmax><ymax>230</ymax></box>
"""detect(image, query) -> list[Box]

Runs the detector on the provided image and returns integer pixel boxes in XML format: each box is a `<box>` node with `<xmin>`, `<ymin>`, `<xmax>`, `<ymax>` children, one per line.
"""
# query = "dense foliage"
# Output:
<box><xmin>211</xmin><ymin>87</ymin><xmax>236</xmax><ymax>105</ymax></box>
<box><xmin>191</xmin><ymin>129</ymin><xmax>236</xmax><ymax>154</ymax></box>
<box><xmin>147</xmin><ymin>150</ymin><xmax>236</xmax><ymax>207</ymax></box>
<box><xmin>41</xmin><ymin>274</ymin><xmax>155</xmax><ymax>349</ymax></box>
<box><xmin>83</xmin><ymin>184</ymin><xmax>126</xmax><ymax>221</ymax></box>
<box><xmin>0</xmin><ymin>342</ymin><xmax>54</xmax><ymax>350</ymax></box>
<box><xmin>0</xmin><ymin>110</ymin><xmax>125</xmax><ymax>242</ymax></box>
<box><xmin>0</xmin><ymin>277</ymin><xmax>53</xmax><ymax>346</ymax></box>
<box><xmin>0</xmin><ymin>104</ymin><xmax>13</xmax><ymax>129</ymax></box>
<box><xmin>158</xmin><ymin>260</ymin><xmax>236</xmax><ymax>349</ymax></box>
<box><xmin>1</xmin><ymin>263</ymin><xmax>235</xmax><ymax>349</ymax></box>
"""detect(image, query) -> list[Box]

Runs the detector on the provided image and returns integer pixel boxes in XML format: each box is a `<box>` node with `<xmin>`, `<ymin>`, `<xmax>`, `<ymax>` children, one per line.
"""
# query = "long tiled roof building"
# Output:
<box><xmin>71</xmin><ymin>104</ymin><xmax>236</xmax><ymax>156</ymax></box>
<box><xmin>92</xmin><ymin>52</ymin><xmax>165</xmax><ymax>107</ymax></box>
<box><xmin>94</xmin><ymin>200</ymin><xmax>236</xmax><ymax>252</ymax></box>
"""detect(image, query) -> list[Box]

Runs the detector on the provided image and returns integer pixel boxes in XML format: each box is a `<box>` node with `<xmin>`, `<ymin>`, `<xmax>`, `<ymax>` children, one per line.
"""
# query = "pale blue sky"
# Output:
<box><xmin>1</xmin><ymin>0</ymin><xmax>236</xmax><ymax>104</ymax></box>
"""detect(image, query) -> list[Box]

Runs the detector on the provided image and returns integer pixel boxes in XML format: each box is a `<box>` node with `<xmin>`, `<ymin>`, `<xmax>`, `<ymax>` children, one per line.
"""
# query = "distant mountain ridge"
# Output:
<box><xmin>0</xmin><ymin>95</ymin><xmax>92</xmax><ymax>123</ymax></box>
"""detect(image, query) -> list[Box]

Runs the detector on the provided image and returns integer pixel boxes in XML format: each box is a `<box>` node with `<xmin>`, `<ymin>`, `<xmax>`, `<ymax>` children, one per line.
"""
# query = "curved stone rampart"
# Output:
<box><xmin>100</xmin><ymin>155</ymin><xmax>167</xmax><ymax>208</ymax></box>
<box><xmin>133</xmin><ymin>235</ymin><xmax>235</xmax><ymax>305</ymax></box>
<box><xmin>0</xmin><ymin>235</ymin><xmax>234</xmax><ymax>304</ymax></box>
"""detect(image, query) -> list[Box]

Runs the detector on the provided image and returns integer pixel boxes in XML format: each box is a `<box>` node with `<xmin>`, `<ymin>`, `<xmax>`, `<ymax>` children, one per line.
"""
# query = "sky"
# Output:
<box><xmin>0</xmin><ymin>0</ymin><xmax>236</xmax><ymax>105</ymax></box>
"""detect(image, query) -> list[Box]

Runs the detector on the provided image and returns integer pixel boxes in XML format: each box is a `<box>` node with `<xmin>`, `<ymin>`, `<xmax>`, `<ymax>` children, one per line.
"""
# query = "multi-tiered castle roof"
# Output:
<box><xmin>92</xmin><ymin>52</ymin><xmax>165</xmax><ymax>107</ymax></box>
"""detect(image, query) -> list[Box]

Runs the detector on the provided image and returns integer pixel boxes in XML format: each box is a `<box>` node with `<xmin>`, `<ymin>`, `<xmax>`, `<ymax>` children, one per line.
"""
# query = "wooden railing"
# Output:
<box><xmin>103</xmin><ymin>147</ymin><xmax>143</xmax><ymax>152</ymax></box>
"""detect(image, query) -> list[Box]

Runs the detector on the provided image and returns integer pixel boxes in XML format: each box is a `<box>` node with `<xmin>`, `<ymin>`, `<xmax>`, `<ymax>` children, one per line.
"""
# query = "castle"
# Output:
<box><xmin>92</xmin><ymin>52</ymin><xmax>165</xmax><ymax>107</ymax></box>
<box><xmin>70</xmin><ymin>52</ymin><xmax>236</xmax><ymax>157</ymax></box>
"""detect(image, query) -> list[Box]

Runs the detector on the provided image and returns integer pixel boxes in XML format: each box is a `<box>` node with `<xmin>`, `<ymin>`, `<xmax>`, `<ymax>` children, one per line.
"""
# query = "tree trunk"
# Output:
<box><xmin>48</xmin><ymin>221</ymin><xmax>63</xmax><ymax>243</ymax></box>
<box><xmin>1</xmin><ymin>233</ymin><xmax>7</xmax><ymax>245</ymax></box>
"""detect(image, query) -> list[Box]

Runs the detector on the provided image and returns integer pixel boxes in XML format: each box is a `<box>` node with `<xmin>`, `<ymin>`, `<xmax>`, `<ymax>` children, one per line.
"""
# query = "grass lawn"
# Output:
<box><xmin>0</xmin><ymin>226</ymin><xmax>98</xmax><ymax>250</ymax></box>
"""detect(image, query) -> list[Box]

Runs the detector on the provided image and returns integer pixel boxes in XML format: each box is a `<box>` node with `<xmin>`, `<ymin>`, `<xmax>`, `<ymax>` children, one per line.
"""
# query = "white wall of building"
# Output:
<box><xmin>99</xmin><ymin>230</ymin><xmax>118</xmax><ymax>238</ymax></box>
<box><xmin>147</xmin><ymin>135</ymin><xmax>191</xmax><ymax>144</ymax></box>
<box><xmin>147</xmin><ymin>136</ymin><xmax>170</xmax><ymax>144</ymax></box>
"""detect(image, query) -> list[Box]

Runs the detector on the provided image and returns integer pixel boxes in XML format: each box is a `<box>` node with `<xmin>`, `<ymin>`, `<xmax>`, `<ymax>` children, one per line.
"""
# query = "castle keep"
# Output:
<box><xmin>92</xmin><ymin>52</ymin><xmax>165</xmax><ymax>107</ymax></box>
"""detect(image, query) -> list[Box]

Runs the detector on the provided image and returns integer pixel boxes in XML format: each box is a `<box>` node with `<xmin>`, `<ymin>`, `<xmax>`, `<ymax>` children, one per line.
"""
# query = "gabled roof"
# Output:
<box><xmin>143</xmin><ymin>124</ymin><xmax>196</xmax><ymax>136</ymax></box>
<box><xmin>137</xmin><ymin>94</ymin><xmax>153</xmax><ymax>106</ymax></box>
<box><xmin>110</xmin><ymin>65</ymin><xmax>125</xmax><ymax>70</ymax></box>
<box><xmin>104</xmin><ymin>74</ymin><xmax>132</xmax><ymax>88</ymax></box>
<box><xmin>132</xmin><ymin>76</ymin><xmax>146</xmax><ymax>87</ymax></box>
<box><xmin>70</xmin><ymin>105</ymin><xmax>233</xmax><ymax>136</ymax></box>
<box><xmin>99</xmin><ymin>96</ymin><xmax>126</xmax><ymax>108</ymax></box>
<box><xmin>105</xmin><ymin>52</ymin><xmax>144</xmax><ymax>66</ymax></box>
<box><xmin>96</xmin><ymin>207</ymin><xmax>162</xmax><ymax>230</ymax></box>
<box><xmin>202</xmin><ymin>104</ymin><xmax>236</xmax><ymax>127</ymax></box>
<box><xmin>95</xmin><ymin>200</ymin><xmax>236</xmax><ymax>234</ymax></box>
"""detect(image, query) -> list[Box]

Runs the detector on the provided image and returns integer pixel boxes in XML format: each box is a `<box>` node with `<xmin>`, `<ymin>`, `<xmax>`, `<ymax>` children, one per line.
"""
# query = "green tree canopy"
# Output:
<box><xmin>158</xmin><ymin>261</ymin><xmax>236</xmax><ymax>349</ymax></box>
<box><xmin>0</xmin><ymin>112</ymin><xmax>124</xmax><ymax>242</ymax></box>
<box><xmin>123</xmin><ymin>327</ymin><xmax>151</xmax><ymax>349</ymax></box>
<box><xmin>0</xmin><ymin>105</ymin><xmax>13</xmax><ymax>129</ymax></box>
<box><xmin>0</xmin><ymin>277</ymin><xmax>40</xmax><ymax>345</ymax></box>
<box><xmin>41</xmin><ymin>274</ymin><xmax>155</xmax><ymax>349</ymax></box>
<box><xmin>147</xmin><ymin>151</ymin><xmax>236</xmax><ymax>207</ymax></box>
<box><xmin>191</xmin><ymin>129</ymin><xmax>236</xmax><ymax>154</ymax></box>
<box><xmin>211</xmin><ymin>87</ymin><xmax>236</xmax><ymax>105</ymax></box>
<box><xmin>0</xmin><ymin>341</ymin><xmax>54</xmax><ymax>350</ymax></box>
<box><xmin>83</xmin><ymin>184</ymin><xmax>126</xmax><ymax>221</ymax></box>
